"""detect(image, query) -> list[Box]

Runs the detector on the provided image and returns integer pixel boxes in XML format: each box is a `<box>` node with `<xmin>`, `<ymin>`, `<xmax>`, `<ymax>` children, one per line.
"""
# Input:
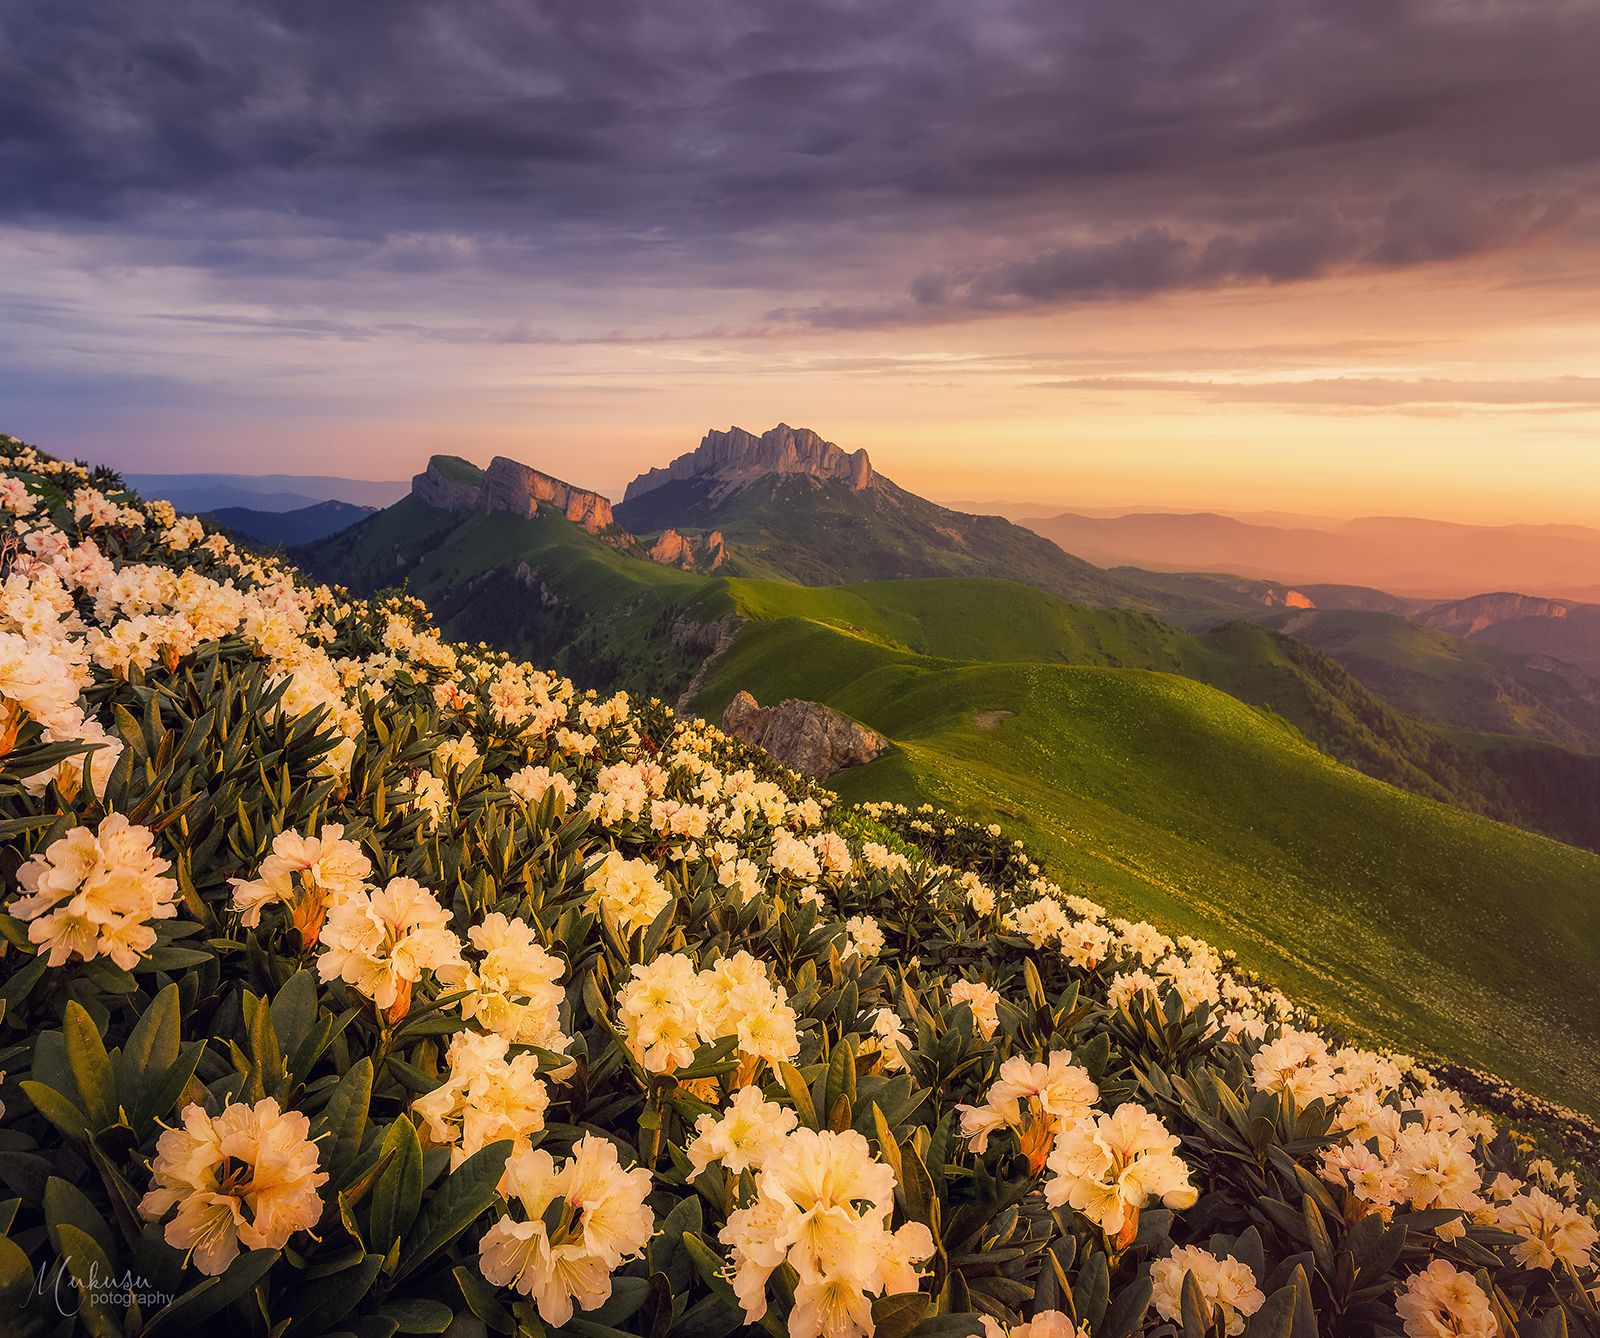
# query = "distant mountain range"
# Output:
<box><xmin>1021</xmin><ymin>508</ymin><xmax>1600</xmax><ymax>601</ymax></box>
<box><xmin>127</xmin><ymin>471</ymin><xmax>408</xmax><ymax>514</ymax></box>
<box><xmin>206</xmin><ymin>499</ymin><xmax>378</xmax><ymax>547</ymax></box>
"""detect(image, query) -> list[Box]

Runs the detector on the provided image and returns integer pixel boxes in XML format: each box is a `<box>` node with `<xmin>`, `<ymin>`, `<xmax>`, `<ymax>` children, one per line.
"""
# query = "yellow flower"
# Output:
<box><xmin>317</xmin><ymin>876</ymin><xmax>463</xmax><ymax>1022</ymax></box>
<box><xmin>478</xmin><ymin>1136</ymin><xmax>654</xmax><ymax>1327</ymax></box>
<box><xmin>1044</xmin><ymin>1103</ymin><xmax>1197</xmax><ymax>1245</ymax></box>
<box><xmin>139</xmin><ymin>1099</ymin><xmax>326</xmax><ymax>1276</ymax></box>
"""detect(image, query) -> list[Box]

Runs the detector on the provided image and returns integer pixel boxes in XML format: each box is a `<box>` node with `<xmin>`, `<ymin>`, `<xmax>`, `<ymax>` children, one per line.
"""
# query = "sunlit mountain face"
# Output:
<box><xmin>3</xmin><ymin>0</ymin><xmax>1600</xmax><ymax>530</ymax></box>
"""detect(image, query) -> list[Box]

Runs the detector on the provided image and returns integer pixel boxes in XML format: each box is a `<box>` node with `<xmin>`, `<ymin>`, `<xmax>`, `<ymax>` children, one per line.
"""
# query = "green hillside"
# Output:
<box><xmin>303</xmin><ymin>493</ymin><xmax>732</xmax><ymax>692</ymax></box>
<box><xmin>1259</xmin><ymin>607</ymin><xmax>1600</xmax><ymax>753</ymax></box>
<box><xmin>307</xmin><ymin>506</ymin><xmax>1600</xmax><ymax>1109</ymax></box>
<box><xmin>690</xmin><ymin>603</ymin><xmax>1600</xmax><ymax>1115</ymax></box>
<box><xmin>723</xmin><ymin>578</ymin><xmax>1600</xmax><ymax>849</ymax></box>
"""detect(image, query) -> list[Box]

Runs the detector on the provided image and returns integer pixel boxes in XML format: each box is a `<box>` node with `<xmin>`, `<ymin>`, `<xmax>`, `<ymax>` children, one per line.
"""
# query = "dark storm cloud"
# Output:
<box><xmin>1</xmin><ymin>0</ymin><xmax>1597</xmax><ymax>321</ymax></box>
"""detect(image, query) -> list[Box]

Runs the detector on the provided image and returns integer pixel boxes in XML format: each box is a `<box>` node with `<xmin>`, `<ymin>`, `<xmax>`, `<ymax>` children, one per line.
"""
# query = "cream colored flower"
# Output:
<box><xmin>949</xmin><ymin>978</ymin><xmax>1001</xmax><ymax>1040</ymax></box>
<box><xmin>317</xmin><ymin>876</ymin><xmax>464</xmax><ymax>1021</ymax></box>
<box><xmin>1494</xmin><ymin>1187</ymin><xmax>1599</xmax><ymax>1270</ymax></box>
<box><xmin>506</xmin><ymin>764</ymin><xmax>576</xmax><ymax>811</ymax></box>
<box><xmin>686</xmin><ymin>1085</ymin><xmax>798</xmax><ymax>1180</ymax></box>
<box><xmin>720</xmin><ymin>1127</ymin><xmax>934</xmax><ymax>1338</ymax></box>
<box><xmin>959</xmin><ymin>1051</ymin><xmax>1098</xmax><ymax>1174</ymax></box>
<box><xmin>1151</xmin><ymin>1246</ymin><xmax>1265</xmax><ymax>1336</ymax></box>
<box><xmin>478</xmin><ymin>1136</ymin><xmax>653</xmax><ymax>1327</ymax></box>
<box><xmin>139</xmin><ymin>1098</ymin><xmax>326</xmax><ymax>1276</ymax></box>
<box><xmin>228</xmin><ymin>823</ymin><xmax>372</xmax><ymax>944</ymax></box>
<box><xmin>412</xmin><ymin>1031</ymin><xmax>549</xmax><ymax>1172</ymax></box>
<box><xmin>438</xmin><ymin>913</ymin><xmax>568</xmax><ymax>1049</ymax></box>
<box><xmin>616</xmin><ymin>953</ymin><xmax>707</xmax><ymax>1074</ymax></box>
<box><xmin>11</xmin><ymin>813</ymin><xmax>179</xmax><ymax>969</ymax></box>
<box><xmin>1394</xmin><ymin>1260</ymin><xmax>1498</xmax><ymax>1338</ymax></box>
<box><xmin>584</xmin><ymin>850</ymin><xmax>670</xmax><ymax>934</ymax></box>
<box><xmin>1044</xmin><ymin>1103</ymin><xmax>1197</xmax><ymax>1244</ymax></box>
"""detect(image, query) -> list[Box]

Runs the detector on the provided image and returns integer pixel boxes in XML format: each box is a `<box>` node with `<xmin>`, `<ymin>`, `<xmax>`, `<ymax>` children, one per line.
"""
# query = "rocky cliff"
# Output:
<box><xmin>623</xmin><ymin>424</ymin><xmax>876</xmax><ymax>503</ymax></box>
<box><xmin>720</xmin><ymin>690</ymin><xmax>888</xmax><ymax>779</ymax></box>
<box><xmin>1419</xmin><ymin>592</ymin><xmax>1576</xmax><ymax>638</ymax></box>
<box><xmin>411</xmin><ymin>454</ymin><xmax>615</xmax><ymax>533</ymax></box>
<box><xmin>412</xmin><ymin>457</ymin><xmax>484</xmax><ymax>513</ymax></box>
<box><xmin>648</xmin><ymin>527</ymin><xmax>728</xmax><ymax>571</ymax></box>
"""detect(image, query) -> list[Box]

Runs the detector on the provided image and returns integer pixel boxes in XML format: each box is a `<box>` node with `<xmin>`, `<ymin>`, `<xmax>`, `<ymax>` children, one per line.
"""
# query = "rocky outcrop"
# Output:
<box><xmin>1419</xmin><ymin>592</ymin><xmax>1575</xmax><ymax>638</ymax></box>
<box><xmin>623</xmin><ymin>424</ymin><xmax>876</xmax><ymax>503</ymax></box>
<box><xmin>410</xmin><ymin>454</ymin><xmax>615</xmax><ymax>534</ymax></box>
<box><xmin>412</xmin><ymin>457</ymin><xmax>484</xmax><ymax>513</ymax></box>
<box><xmin>720</xmin><ymin>690</ymin><xmax>888</xmax><ymax>779</ymax></box>
<box><xmin>481</xmin><ymin>457</ymin><xmax>614</xmax><ymax>531</ymax></box>
<box><xmin>648</xmin><ymin>528</ymin><xmax>729</xmax><ymax>571</ymax></box>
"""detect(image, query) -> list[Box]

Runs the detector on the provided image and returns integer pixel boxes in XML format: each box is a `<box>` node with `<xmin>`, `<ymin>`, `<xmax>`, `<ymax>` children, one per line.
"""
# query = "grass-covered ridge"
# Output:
<box><xmin>3</xmin><ymin>434</ymin><xmax>1596</xmax><ymax>1336</ymax></box>
<box><xmin>696</xmin><ymin>580</ymin><xmax>1600</xmax><ymax>1116</ymax></box>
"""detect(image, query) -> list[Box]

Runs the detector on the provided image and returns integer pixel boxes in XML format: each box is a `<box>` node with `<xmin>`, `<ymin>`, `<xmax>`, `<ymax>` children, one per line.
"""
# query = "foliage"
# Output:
<box><xmin>0</xmin><ymin>434</ymin><xmax>1596</xmax><ymax>1338</ymax></box>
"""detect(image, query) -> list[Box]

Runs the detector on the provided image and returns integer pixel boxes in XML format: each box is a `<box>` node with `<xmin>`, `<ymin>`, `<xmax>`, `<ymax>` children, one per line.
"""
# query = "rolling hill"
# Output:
<box><xmin>687</xmin><ymin>589</ymin><xmax>1600</xmax><ymax>1114</ymax></box>
<box><xmin>1258</xmin><ymin>607</ymin><xmax>1600</xmax><ymax>754</ymax></box>
<box><xmin>206</xmin><ymin>498</ymin><xmax>376</xmax><ymax>546</ymax></box>
<box><xmin>1417</xmin><ymin>592</ymin><xmax>1600</xmax><ymax>674</ymax></box>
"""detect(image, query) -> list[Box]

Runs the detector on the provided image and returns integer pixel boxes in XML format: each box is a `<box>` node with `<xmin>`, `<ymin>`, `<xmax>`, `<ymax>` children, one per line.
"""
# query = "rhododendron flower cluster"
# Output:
<box><xmin>228</xmin><ymin>822</ymin><xmax>372</xmax><ymax>944</ymax></box>
<box><xmin>412</xmin><ymin>1030</ymin><xmax>550</xmax><ymax>1171</ymax></box>
<box><xmin>10</xmin><ymin>813</ymin><xmax>178</xmax><ymax>968</ymax></box>
<box><xmin>317</xmin><ymin>876</ymin><xmax>464</xmax><ymax>1021</ymax></box>
<box><xmin>139</xmin><ymin>1098</ymin><xmax>326</xmax><ymax>1276</ymax></box>
<box><xmin>478</xmin><ymin>1135</ymin><xmax>654</xmax><ymax>1326</ymax></box>
<box><xmin>959</xmin><ymin>1050</ymin><xmax>1099</xmax><ymax>1173</ymax></box>
<box><xmin>1044</xmin><ymin>1103</ymin><xmax>1199</xmax><ymax>1245</ymax></box>
<box><xmin>616</xmin><ymin>949</ymin><xmax>799</xmax><ymax>1078</ymax></box>
<box><xmin>1150</xmin><ymin>1246</ymin><xmax>1265</xmax><ymax>1336</ymax></box>
<box><xmin>720</xmin><ymin>1127</ymin><xmax>935</xmax><ymax>1338</ymax></box>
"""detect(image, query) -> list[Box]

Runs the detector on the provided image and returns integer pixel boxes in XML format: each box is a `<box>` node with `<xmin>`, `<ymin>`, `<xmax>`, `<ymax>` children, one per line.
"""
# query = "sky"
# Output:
<box><xmin>3</xmin><ymin>0</ymin><xmax>1599</xmax><ymax>524</ymax></box>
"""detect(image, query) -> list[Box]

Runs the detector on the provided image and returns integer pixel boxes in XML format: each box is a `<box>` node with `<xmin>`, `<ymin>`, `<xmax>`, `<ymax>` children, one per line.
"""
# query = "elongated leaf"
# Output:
<box><xmin>139</xmin><ymin>1249</ymin><xmax>280</xmax><ymax>1334</ymax></box>
<box><xmin>394</xmin><ymin>1140</ymin><xmax>511</xmax><ymax>1283</ymax></box>
<box><xmin>64</xmin><ymin>1002</ymin><xmax>117</xmax><ymax>1129</ymax></box>
<box><xmin>316</xmin><ymin>1056</ymin><xmax>374</xmax><ymax>1185</ymax></box>
<box><xmin>371</xmin><ymin>1116</ymin><xmax>425</xmax><ymax>1250</ymax></box>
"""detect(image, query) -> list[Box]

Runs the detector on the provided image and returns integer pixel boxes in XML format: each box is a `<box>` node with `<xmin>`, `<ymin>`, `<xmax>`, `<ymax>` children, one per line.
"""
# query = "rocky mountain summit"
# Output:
<box><xmin>720</xmin><ymin>689</ymin><xmax>888</xmax><ymax>779</ymax></box>
<box><xmin>622</xmin><ymin>423</ymin><xmax>875</xmax><ymax>503</ymax></box>
<box><xmin>413</xmin><ymin>455</ymin><xmax>615</xmax><ymax>533</ymax></box>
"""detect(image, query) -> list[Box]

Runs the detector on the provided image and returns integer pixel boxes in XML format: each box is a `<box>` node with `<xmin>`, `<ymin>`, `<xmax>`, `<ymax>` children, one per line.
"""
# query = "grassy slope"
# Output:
<box><xmin>1258</xmin><ymin>608</ymin><xmax>1600</xmax><ymax>754</ymax></box>
<box><xmin>694</xmin><ymin>585</ymin><xmax>1600</xmax><ymax>1114</ymax></box>
<box><xmin>307</xmin><ymin>516</ymin><xmax>1600</xmax><ymax>1107</ymax></box>
<box><xmin>302</xmin><ymin>496</ymin><xmax>730</xmax><ymax>692</ymax></box>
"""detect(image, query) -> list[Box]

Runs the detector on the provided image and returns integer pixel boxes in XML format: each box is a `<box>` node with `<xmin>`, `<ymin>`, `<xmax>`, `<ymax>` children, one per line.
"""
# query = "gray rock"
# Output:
<box><xmin>720</xmin><ymin>690</ymin><xmax>888</xmax><ymax>779</ymax></box>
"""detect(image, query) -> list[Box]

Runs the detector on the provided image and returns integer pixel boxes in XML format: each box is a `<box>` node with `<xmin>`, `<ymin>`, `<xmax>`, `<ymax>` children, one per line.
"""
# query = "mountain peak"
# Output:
<box><xmin>412</xmin><ymin>454</ymin><xmax>615</xmax><ymax>533</ymax></box>
<box><xmin>622</xmin><ymin>423</ymin><xmax>875</xmax><ymax>503</ymax></box>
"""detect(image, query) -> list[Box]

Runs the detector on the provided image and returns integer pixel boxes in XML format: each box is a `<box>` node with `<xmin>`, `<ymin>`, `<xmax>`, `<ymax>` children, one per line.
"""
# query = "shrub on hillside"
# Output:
<box><xmin>0</xmin><ymin>434</ymin><xmax>1595</xmax><ymax>1338</ymax></box>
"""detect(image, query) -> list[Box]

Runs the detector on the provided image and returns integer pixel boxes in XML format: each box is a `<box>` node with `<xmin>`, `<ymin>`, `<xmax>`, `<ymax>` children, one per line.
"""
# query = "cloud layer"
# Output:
<box><xmin>3</xmin><ymin>0</ymin><xmax>1596</xmax><ymax>318</ymax></box>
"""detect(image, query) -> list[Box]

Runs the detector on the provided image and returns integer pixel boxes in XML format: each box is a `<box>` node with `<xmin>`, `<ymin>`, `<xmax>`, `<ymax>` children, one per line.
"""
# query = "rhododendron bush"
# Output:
<box><xmin>0</xmin><ymin>431</ymin><xmax>1595</xmax><ymax>1338</ymax></box>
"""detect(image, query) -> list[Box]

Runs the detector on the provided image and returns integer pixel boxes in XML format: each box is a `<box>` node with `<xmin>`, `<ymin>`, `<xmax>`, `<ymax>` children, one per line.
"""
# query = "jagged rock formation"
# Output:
<box><xmin>623</xmin><ymin>424</ymin><xmax>875</xmax><ymax>503</ymax></box>
<box><xmin>1419</xmin><ymin>592</ymin><xmax>1575</xmax><ymax>637</ymax></box>
<box><xmin>648</xmin><ymin>528</ymin><xmax>728</xmax><ymax>572</ymax></box>
<box><xmin>412</xmin><ymin>455</ymin><xmax>615</xmax><ymax>533</ymax></box>
<box><xmin>412</xmin><ymin>458</ymin><xmax>484</xmax><ymax>513</ymax></box>
<box><xmin>721</xmin><ymin>690</ymin><xmax>888</xmax><ymax>779</ymax></box>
